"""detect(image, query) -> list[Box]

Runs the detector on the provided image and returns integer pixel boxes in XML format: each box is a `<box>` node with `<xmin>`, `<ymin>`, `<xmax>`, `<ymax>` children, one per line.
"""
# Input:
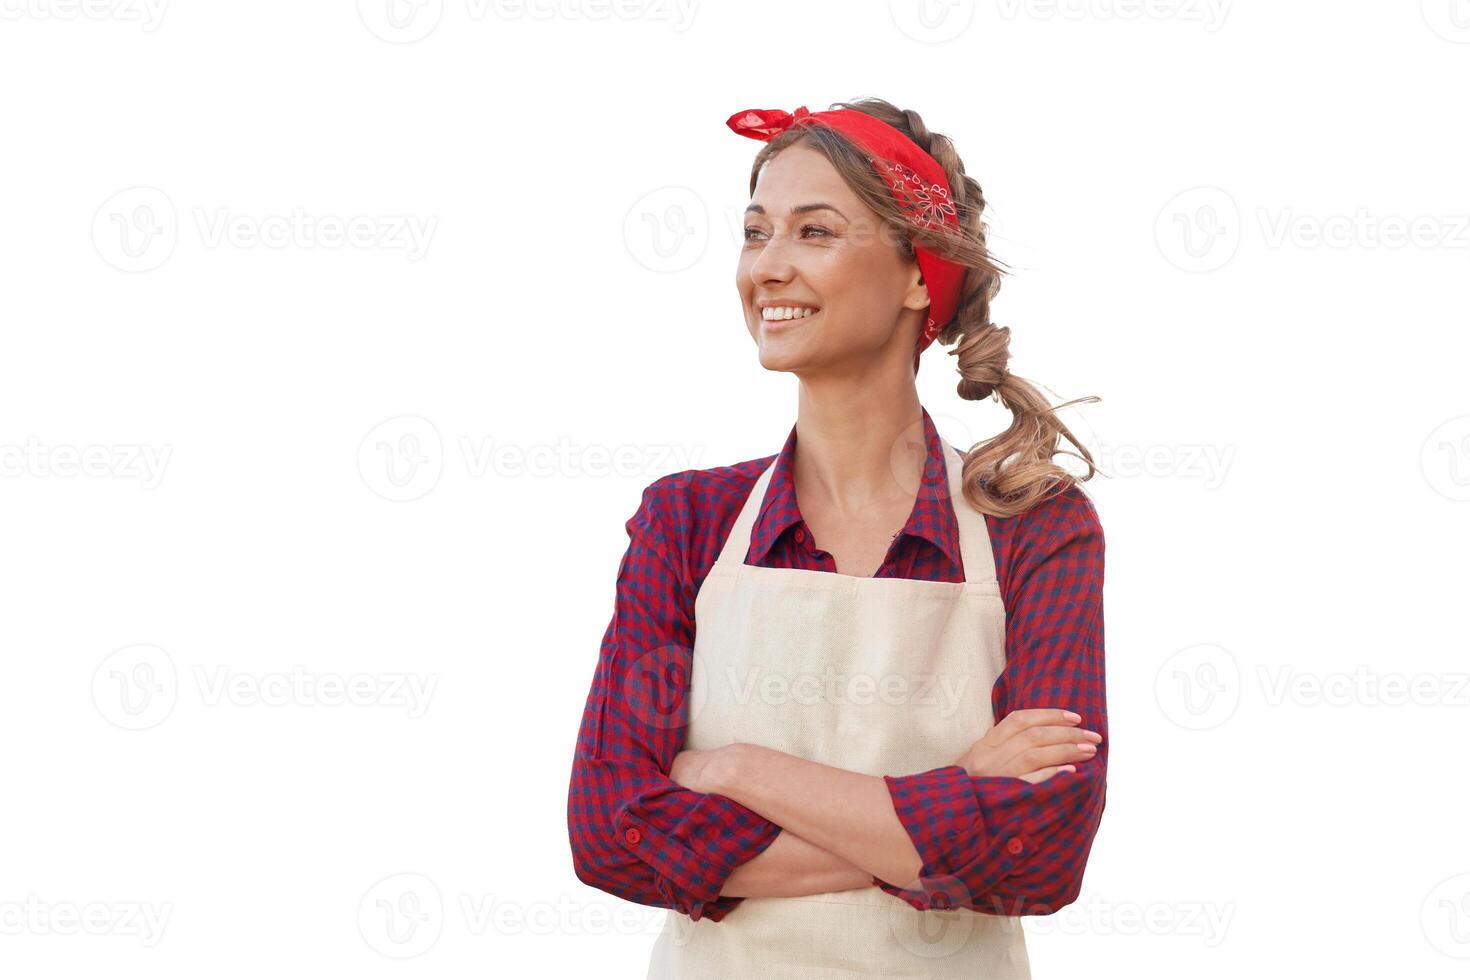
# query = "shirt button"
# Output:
<box><xmin>1005</xmin><ymin>836</ymin><xmax>1024</xmax><ymax>855</ymax></box>
<box><xmin>624</xmin><ymin>827</ymin><xmax>642</xmax><ymax>845</ymax></box>
<box><xmin>794</xmin><ymin>527</ymin><xmax>806</xmax><ymax>543</ymax></box>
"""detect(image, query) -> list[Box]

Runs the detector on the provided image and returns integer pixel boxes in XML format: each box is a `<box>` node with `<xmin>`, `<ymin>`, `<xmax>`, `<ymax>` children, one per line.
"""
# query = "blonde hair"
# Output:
<box><xmin>743</xmin><ymin>96</ymin><xmax>1100</xmax><ymax>517</ymax></box>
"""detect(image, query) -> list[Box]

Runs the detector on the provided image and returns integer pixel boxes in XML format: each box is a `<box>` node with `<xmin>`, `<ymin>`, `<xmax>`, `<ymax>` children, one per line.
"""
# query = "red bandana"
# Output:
<box><xmin>727</xmin><ymin>105</ymin><xmax>966</xmax><ymax>372</ymax></box>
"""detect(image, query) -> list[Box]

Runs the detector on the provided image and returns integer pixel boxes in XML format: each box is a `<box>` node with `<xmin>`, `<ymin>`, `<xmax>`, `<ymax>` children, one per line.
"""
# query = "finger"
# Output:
<box><xmin>1013</xmin><ymin>725</ymin><xmax>1102</xmax><ymax>749</ymax></box>
<box><xmin>985</xmin><ymin>726</ymin><xmax>1097</xmax><ymax>771</ymax></box>
<box><xmin>1013</xmin><ymin>741</ymin><xmax>1098</xmax><ymax>772</ymax></box>
<box><xmin>993</xmin><ymin>708</ymin><xmax>1082</xmax><ymax>740</ymax></box>
<box><xmin>1018</xmin><ymin>764</ymin><xmax>1078</xmax><ymax>784</ymax></box>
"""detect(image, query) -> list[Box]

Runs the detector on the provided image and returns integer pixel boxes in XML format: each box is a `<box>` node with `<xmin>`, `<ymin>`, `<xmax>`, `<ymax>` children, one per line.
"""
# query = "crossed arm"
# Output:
<box><xmin>567</xmin><ymin>477</ymin><xmax>1106</xmax><ymax>919</ymax></box>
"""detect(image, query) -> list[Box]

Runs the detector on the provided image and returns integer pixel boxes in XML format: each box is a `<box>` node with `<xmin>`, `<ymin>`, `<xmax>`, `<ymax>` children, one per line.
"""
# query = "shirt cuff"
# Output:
<box><xmin>615</xmin><ymin>793</ymin><xmax>781</xmax><ymax>922</ymax></box>
<box><xmin>875</xmin><ymin>765</ymin><xmax>1035</xmax><ymax>910</ymax></box>
<box><xmin>883</xmin><ymin>764</ymin><xmax>986</xmax><ymax>876</ymax></box>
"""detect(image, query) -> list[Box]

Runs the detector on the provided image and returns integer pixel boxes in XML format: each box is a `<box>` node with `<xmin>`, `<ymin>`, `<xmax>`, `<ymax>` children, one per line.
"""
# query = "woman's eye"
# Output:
<box><xmin>743</xmin><ymin>225</ymin><xmax>832</xmax><ymax>241</ymax></box>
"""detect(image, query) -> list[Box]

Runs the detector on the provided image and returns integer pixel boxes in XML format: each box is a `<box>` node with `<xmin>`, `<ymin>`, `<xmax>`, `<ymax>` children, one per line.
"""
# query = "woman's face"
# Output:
<box><xmin>737</xmin><ymin>145</ymin><xmax>930</xmax><ymax>373</ymax></box>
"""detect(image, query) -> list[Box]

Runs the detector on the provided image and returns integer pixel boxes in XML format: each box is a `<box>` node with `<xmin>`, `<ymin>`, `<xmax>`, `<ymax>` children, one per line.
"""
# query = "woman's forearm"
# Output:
<box><xmin>712</xmin><ymin>743</ymin><xmax>924</xmax><ymax>889</ymax></box>
<box><xmin>719</xmin><ymin>828</ymin><xmax>876</xmax><ymax>898</ymax></box>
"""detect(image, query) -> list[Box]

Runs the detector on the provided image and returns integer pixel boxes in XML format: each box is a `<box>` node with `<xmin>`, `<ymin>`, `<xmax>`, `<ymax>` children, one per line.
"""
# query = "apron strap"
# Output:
<box><xmin>711</xmin><ymin>459</ymin><xmax>776</xmax><ymax>568</ymax></box>
<box><xmin>941</xmin><ymin>437</ymin><xmax>998</xmax><ymax>586</ymax></box>
<box><xmin>710</xmin><ymin>438</ymin><xmax>997</xmax><ymax>586</ymax></box>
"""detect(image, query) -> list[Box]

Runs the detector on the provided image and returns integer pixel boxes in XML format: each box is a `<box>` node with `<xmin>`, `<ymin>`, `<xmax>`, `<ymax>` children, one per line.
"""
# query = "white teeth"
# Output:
<box><xmin>761</xmin><ymin>306</ymin><xmax>818</xmax><ymax>321</ymax></box>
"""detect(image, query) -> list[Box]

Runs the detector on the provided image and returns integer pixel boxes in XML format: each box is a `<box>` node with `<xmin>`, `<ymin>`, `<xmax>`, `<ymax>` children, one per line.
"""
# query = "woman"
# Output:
<box><xmin>567</xmin><ymin>97</ymin><xmax>1106</xmax><ymax>979</ymax></box>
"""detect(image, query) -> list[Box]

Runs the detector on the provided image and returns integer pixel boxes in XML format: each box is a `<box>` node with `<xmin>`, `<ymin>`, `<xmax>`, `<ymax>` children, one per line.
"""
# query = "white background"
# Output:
<box><xmin>2</xmin><ymin>1</ymin><xmax>1468</xmax><ymax>976</ymax></box>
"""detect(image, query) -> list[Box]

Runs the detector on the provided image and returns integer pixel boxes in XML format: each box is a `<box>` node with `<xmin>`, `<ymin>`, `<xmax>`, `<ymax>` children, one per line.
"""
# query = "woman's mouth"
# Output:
<box><xmin>759</xmin><ymin>306</ymin><xmax>821</xmax><ymax>330</ymax></box>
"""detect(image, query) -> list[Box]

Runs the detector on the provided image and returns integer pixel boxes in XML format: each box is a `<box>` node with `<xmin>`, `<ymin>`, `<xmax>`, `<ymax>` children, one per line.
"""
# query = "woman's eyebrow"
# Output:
<box><xmin>744</xmin><ymin>202</ymin><xmax>849</xmax><ymax>220</ymax></box>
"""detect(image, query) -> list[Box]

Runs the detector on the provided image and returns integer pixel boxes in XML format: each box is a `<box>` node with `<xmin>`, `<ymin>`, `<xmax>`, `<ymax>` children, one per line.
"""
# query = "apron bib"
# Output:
<box><xmin>645</xmin><ymin>438</ymin><xmax>1031</xmax><ymax>979</ymax></box>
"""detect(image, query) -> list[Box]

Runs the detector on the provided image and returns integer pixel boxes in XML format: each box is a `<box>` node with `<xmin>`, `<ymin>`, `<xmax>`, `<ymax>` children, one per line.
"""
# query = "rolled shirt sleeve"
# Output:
<box><xmin>874</xmin><ymin>485</ymin><xmax>1107</xmax><ymax>913</ymax></box>
<box><xmin>568</xmin><ymin>478</ymin><xmax>782</xmax><ymax>921</ymax></box>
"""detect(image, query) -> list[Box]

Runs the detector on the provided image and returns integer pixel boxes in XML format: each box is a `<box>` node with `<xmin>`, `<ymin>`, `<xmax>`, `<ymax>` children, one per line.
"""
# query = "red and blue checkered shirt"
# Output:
<box><xmin>567</xmin><ymin>406</ymin><xmax>1106</xmax><ymax>921</ymax></box>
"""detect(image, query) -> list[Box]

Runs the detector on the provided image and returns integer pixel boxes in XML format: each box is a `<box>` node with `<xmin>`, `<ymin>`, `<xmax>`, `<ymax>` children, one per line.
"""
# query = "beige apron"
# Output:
<box><xmin>645</xmin><ymin>438</ymin><xmax>1030</xmax><ymax>980</ymax></box>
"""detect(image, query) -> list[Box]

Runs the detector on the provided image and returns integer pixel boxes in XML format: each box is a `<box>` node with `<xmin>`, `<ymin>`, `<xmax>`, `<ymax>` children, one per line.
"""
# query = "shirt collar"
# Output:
<box><xmin>747</xmin><ymin>405</ymin><xmax>963</xmax><ymax>572</ymax></box>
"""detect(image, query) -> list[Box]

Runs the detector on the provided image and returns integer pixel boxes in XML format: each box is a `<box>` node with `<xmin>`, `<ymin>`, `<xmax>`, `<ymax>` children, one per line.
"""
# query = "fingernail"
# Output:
<box><xmin>1077</xmin><ymin>742</ymin><xmax>1096</xmax><ymax>752</ymax></box>
<box><xmin>1064</xmin><ymin>711</ymin><xmax>1081</xmax><ymax>722</ymax></box>
<box><xmin>1060</xmin><ymin>765</ymin><xmax>1077</xmax><ymax>774</ymax></box>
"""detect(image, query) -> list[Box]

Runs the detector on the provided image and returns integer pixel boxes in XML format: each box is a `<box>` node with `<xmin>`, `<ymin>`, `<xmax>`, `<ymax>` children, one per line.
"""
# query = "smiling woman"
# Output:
<box><xmin>567</xmin><ymin>97</ymin><xmax>1107</xmax><ymax>980</ymax></box>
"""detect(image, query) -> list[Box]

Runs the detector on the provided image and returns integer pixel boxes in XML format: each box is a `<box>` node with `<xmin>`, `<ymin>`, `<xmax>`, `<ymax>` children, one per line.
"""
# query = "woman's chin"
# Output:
<box><xmin>755</xmin><ymin>337</ymin><xmax>810</xmax><ymax>371</ymax></box>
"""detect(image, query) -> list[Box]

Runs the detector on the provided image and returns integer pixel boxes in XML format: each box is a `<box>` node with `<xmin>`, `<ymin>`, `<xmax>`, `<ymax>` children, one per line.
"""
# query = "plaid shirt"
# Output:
<box><xmin>567</xmin><ymin>406</ymin><xmax>1106</xmax><ymax>921</ymax></box>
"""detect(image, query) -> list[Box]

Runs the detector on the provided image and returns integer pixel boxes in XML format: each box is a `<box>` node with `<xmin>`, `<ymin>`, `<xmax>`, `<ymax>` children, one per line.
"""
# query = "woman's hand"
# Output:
<box><xmin>669</xmin><ymin>746</ymin><xmax>729</xmax><ymax>795</ymax></box>
<box><xmin>957</xmin><ymin>708</ymin><xmax>1101</xmax><ymax>784</ymax></box>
